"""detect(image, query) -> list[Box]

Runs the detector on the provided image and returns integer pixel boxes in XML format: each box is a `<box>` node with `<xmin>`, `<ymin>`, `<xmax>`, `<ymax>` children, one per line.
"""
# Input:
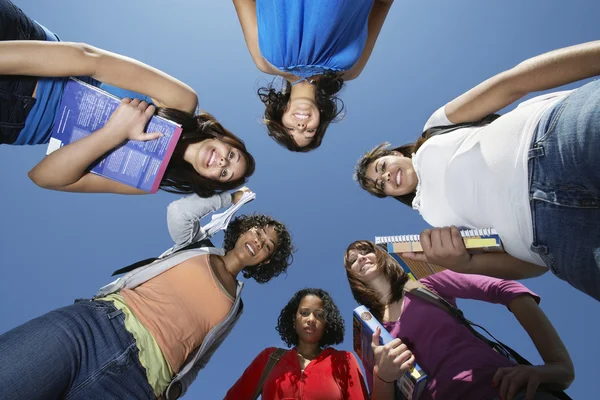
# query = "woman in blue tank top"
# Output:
<box><xmin>233</xmin><ymin>0</ymin><xmax>394</xmax><ymax>152</ymax></box>
<box><xmin>0</xmin><ymin>0</ymin><xmax>255</xmax><ymax>197</ymax></box>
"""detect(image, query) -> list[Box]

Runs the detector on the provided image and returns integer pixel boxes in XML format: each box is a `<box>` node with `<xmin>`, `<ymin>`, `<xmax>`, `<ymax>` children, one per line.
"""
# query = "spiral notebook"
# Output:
<box><xmin>375</xmin><ymin>228</ymin><xmax>504</xmax><ymax>280</ymax></box>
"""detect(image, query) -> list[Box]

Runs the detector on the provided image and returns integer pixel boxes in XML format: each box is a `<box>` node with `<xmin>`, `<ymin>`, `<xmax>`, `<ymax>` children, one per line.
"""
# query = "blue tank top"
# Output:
<box><xmin>257</xmin><ymin>0</ymin><xmax>372</xmax><ymax>79</ymax></box>
<box><xmin>14</xmin><ymin>24</ymin><xmax>152</xmax><ymax>145</ymax></box>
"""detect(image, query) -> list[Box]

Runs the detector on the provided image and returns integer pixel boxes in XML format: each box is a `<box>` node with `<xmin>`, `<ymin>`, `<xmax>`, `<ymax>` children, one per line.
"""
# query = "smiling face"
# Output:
<box><xmin>281</xmin><ymin>97</ymin><xmax>321</xmax><ymax>148</ymax></box>
<box><xmin>365</xmin><ymin>153</ymin><xmax>418</xmax><ymax>197</ymax></box>
<box><xmin>346</xmin><ymin>248</ymin><xmax>379</xmax><ymax>283</ymax></box>
<box><xmin>183</xmin><ymin>138</ymin><xmax>247</xmax><ymax>182</ymax></box>
<box><xmin>294</xmin><ymin>294</ymin><xmax>326</xmax><ymax>345</ymax></box>
<box><xmin>233</xmin><ymin>225</ymin><xmax>279</xmax><ymax>267</ymax></box>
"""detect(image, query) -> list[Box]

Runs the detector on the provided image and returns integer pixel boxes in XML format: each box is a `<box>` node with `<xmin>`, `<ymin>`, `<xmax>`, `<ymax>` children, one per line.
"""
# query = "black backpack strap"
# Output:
<box><xmin>403</xmin><ymin>285</ymin><xmax>572</xmax><ymax>400</ymax></box>
<box><xmin>422</xmin><ymin>114</ymin><xmax>500</xmax><ymax>138</ymax></box>
<box><xmin>111</xmin><ymin>257</ymin><xmax>158</xmax><ymax>276</ymax></box>
<box><xmin>111</xmin><ymin>238</ymin><xmax>216</xmax><ymax>276</ymax></box>
<box><xmin>251</xmin><ymin>348</ymin><xmax>287</xmax><ymax>400</ymax></box>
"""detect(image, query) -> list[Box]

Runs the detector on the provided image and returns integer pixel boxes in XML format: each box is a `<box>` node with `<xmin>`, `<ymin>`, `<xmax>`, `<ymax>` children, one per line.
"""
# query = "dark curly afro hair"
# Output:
<box><xmin>222</xmin><ymin>214</ymin><xmax>294</xmax><ymax>284</ymax></box>
<box><xmin>276</xmin><ymin>288</ymin><xmax>345</xmax><ymax>348</ymax></box>
<box><xmin>257</xmin><ymin>71</ymin><xmax>345</xmax><ymax>152</ymax></box>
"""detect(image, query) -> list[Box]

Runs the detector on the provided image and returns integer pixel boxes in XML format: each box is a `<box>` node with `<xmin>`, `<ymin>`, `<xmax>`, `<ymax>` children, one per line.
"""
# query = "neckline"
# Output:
<box><xmin>294</xmin><ymin>347</ymin><xmax>330</xmax><ymax>372</ymax></box>
<box><xmin>207</xmin><ymin>255</ymin><xmax>235</xmax><ymax>302</ymax></box>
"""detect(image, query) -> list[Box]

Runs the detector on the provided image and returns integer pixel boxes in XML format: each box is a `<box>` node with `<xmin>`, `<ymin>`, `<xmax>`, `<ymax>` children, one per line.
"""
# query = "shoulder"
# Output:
<box><xmin>420</xmin><ymin>270</ymin><xmax>454</xmax><ymax>292</ymax></box>
<box><xmin>422</xmin><ymin>105</ymin><xmax>452</xmax><ymax>132</ymax></box>
<box><xmin>252</xmin><ymin>347</ymin><xmax>281</xmax><ymax>363</ymax></box>
<box><xmin>327</xmin><ymin>348</ymin><xmax>359</xmax><ymax>364</ymax></box>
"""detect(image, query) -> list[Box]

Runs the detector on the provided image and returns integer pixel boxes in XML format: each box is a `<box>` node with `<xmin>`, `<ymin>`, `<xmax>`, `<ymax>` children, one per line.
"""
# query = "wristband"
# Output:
<box><xmin>374</xmin><ymin>369</ymin><xmax>396</xmax><ymax>384</ymax></box>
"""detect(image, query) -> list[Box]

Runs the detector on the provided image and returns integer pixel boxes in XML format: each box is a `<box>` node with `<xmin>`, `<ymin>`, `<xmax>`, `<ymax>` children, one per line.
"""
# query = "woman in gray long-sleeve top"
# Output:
<box><xmin>0</xmin><ymin>188</ymin><xmax>295</xmax><ymax>400</ymax></box>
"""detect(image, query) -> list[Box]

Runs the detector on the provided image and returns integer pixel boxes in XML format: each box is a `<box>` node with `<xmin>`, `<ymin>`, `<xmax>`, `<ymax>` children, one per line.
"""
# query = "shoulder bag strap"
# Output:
<box><xmin>251</xmin><ymin>348</ymin><xmax>287</xmax><ymax>400</ymax></box>
<box><xmin>111</xmin><ymin>238</ymin><xmax>216</xmax><ymax>276</ymax></box>
<box><xmin>402</xmin><ymin>286</ymin><xmax>572</xmax><ymax>400</ymax></box>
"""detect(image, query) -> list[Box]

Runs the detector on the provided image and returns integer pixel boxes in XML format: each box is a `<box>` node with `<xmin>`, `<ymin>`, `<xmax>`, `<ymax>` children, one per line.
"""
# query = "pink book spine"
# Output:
<box><xmin>150</xmin><ymin>126</ymin><xmax>183</xmax><ymax>194</ymax></box>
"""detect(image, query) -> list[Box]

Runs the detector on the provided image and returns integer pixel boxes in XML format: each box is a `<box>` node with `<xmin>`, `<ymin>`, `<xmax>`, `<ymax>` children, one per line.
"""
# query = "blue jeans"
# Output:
<box><xmin>0</xmin><ymin>300</ymin><xmax>155</xmax><ymax>400</ymax></box>
<box><xmin>529</xmin><ymin>80</ymin><xmax>600</xmax><ymax>301</ymax></box>
<box><xmin>0</xmin><ymin>0</ymin><xmax>46</xmax><ymax>144</ymax></box>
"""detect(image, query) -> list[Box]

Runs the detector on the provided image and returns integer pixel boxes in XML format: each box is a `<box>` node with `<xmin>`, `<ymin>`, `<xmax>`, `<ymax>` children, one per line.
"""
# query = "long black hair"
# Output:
<box><xmin>157</xmin><ymin>108</ymin><xmax>256</xmax><ymax>198</ymax></box>
<box><xmin>258</xmin><ymin>71</ymin><xmax>344</xmax><ymax>152</ymax></box>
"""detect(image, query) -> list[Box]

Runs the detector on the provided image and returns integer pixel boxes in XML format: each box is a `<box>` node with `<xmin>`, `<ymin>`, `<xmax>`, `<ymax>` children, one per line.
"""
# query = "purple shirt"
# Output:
<box><xmin>383</xmin><ymin>271</ymin><xmax>539</xmax><ymax>400</ymax></box>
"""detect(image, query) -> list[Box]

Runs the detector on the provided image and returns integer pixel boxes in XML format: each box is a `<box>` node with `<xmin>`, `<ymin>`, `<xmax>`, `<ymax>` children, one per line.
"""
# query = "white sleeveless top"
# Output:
<box><xmin>412</xmin><ymin>91</ymin><xmax>571</xmax><ymax>265</ymax></box>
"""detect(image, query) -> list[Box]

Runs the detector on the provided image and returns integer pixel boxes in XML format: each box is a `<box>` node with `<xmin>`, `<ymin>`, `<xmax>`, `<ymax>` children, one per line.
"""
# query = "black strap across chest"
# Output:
<box><xmin>111</xmin><ymin>238</ymin><xmax>216</xmax><ymax>276</ymax></box>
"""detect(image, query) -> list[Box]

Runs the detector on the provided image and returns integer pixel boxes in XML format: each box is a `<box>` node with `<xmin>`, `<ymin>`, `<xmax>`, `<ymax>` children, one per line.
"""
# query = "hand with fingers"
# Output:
<box><xmin>402</xmin><ymin>226</ymin><xmax>472</xmax><ymax>273</ymax></box>
<box><xmin>493</xmin><ymin>364</ymin><xmax>574</xmax><ymax>400</ymax></box>
<box><xmin>231</xmin><ymin>186</ymin><xmax>252</xmax><ymax>205</ymax></box>
<box><xmin>371</xmin><ymin>326</ymin><xmax>415</xmax><ymax>384</ymax></box>
<box><xmin>103</xmin><ymin>98</ymin><xmax>162</xmax><ymax>142</ymax></box>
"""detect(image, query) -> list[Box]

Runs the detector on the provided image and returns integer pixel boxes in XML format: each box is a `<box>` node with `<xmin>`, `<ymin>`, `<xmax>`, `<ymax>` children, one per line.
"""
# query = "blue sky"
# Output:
<box><xmin>1</xmin><ymin>0</ymin><xmax>599</xmax><ymax>398</ymax></box>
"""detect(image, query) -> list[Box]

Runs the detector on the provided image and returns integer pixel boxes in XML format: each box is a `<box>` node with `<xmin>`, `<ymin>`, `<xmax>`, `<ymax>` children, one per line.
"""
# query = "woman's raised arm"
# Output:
<box><xmin>232</xmin><ymin>0</ymin><xmax>274</xmax><ymax>74</ymax></box>
<box><xmin>0</xmin><ymin>41</ymin><xmax>197</xmax><ymax>113</ymax></box>
<box><xmin>343</xmin><ymin>0</ymin><xmax>394</xmax><ymax>81</ymax></box>
<box><xmin>444</xmin><ymin>40</ymin><xmax>600</xmax><ymax>124</ymax></box>
<box><xmin>493</xmin><ymin>295</ymin><xmax>574</xmax><ymax>400</ymax></box>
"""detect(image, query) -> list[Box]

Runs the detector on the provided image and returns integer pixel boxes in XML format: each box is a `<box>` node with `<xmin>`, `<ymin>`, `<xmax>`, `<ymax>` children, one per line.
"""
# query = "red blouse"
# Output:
<box><xmin>225</xmin><ymin>347</ymin><xmax>369</xmax><ymax>400</ymax></box>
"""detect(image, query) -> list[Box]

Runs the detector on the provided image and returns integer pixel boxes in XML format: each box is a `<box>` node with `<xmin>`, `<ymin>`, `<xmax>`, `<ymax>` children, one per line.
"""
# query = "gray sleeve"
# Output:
<box><xmin>166</xmin><ymin>192</ymin><xmax>233</xmax><ymax>247</ymax></box>
<box><xmin>177</xmin><ymin>308</ymin><xmax>242</xmax><ymax>398</ymax></box>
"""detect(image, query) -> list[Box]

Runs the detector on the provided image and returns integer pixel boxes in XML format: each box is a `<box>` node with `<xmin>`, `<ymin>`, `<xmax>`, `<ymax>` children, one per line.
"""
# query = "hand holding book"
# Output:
<box><xmin>103</xmin><ymin>98</ymin><xmax>163</xmax><ymax>142</ymax></box>
<box><xmin>231</xmin><ymin>186</ymin><xmax>253</xmax><ymax>205</ymax></box>
<box><xmin>372</xmin><ymin>326</ymin><xmax>415</xmax><ymax>383</ymax></box>
<box><xmin>402</xmin><ymin>226</ymin><xmax>473</xmax><ymax>274</ymax></box>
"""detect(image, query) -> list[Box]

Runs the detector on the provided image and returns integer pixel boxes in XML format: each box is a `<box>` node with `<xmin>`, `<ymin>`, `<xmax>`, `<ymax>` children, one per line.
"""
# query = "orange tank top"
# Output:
<box><xmin>120</xmin><ymin>254</ymin><xmax>234</xmax><ymax>373</ymax></box>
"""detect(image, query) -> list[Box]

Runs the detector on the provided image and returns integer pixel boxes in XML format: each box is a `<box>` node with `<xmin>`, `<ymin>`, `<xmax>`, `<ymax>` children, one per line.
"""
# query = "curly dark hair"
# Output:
<box><xmin>257</xmin><ymin>71</ymin><xmax>345</xmax><ymax>152</ymax></box>
<box><xmin>157</xmin><ymin>108</ymin><xmax>256</xmax><ymax>198</ymax></box>
<box><xmin>276</xmin><ymin>288</ymin><xmax>345</xmax><ymax>348</ymax></box>
<box><xmin>222</xmin><ymin>214</ymin><xmax>294</xmax><ymax>284</ymax></box>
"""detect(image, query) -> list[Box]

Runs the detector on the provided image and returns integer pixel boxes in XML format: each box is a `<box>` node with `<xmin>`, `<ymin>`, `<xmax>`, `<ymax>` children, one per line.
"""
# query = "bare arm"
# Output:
<box><xmin>402</xmin><ymin>227</ymin><xmax>549</xmax><ymax>280</ymax></box>
<box><xmin>232</xmin><ymin>0</ymin><xmax>275</xmax><ymax>74</ymax></box>
<box><xmin>0</xmin><ymin>41</ymin><xmax>197</xmax><ymax>113</ymax></box>
<box><xmin>343</xmin><ymin>0</ymin><xmax>393</xmax><ymax>81</ymax></box>
<box><xmin>445</xmin><ymin>40</ymin><xmax>600</xmax><ymax>123</ymax></box>
<box><xmin>370</xmin><ymin>326</ymin><xmax>415</xmax><ymax>400</ymax></box>
<box><xmin>28</xmin><ymin>99</ymin><xmax>160</xmax><ymax>194</ymax></box>
<box><xmin>492</xmin><ymin>295</ymin><xmax>574</xmax><ymax>400</ymax></box>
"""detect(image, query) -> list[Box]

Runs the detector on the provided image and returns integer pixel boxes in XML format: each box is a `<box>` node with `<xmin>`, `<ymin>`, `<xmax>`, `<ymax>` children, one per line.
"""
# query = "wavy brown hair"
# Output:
<box><xmin>344</xmin><ymin>240</ymin><xmax>409</xmax><ymax>321</ymax></box>
<box><xmin>157</xmin><ymin>108</ymin><xmax>256</xmax><ymax>197</ymax></box>
<box><xmin>257</xmin><ymin>71</ymin><xmax>344</xmax><ymax>152</ymax></box>
<box><xmin>354</xmin><ymin>114</ymin><xmax>501</xmax><ymax>206</ymax></box>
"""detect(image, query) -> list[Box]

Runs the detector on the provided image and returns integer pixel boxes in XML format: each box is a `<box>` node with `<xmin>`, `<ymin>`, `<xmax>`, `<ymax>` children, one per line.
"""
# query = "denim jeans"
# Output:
<box><xmin>0</xmin><ymin>0</ymin><xmax>46</xmax><ymax>144</ymax></box>
<box><xmin>0</xmin><ymin>300</ymin><xmax>155</xmax><ymax>400</ymax></box>
<box><xmin>529</xmin><ymin>79</ymin><xmax>600</xmax><ymax>301</ymax></box>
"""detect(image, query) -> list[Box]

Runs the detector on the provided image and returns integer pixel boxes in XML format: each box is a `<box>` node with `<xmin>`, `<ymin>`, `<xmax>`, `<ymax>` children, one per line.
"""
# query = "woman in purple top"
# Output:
<box><xmin>343</xmin><ymin>240</ymin><xmax>574</xmax><ymax>400</ymax></box>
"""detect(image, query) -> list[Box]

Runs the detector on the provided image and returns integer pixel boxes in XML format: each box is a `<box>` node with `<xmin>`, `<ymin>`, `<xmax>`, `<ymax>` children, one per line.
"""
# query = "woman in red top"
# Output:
<box><xmin>226</xmin><ymin>288</ymin><xmax>411</xmax><ymax>399</ymax></box>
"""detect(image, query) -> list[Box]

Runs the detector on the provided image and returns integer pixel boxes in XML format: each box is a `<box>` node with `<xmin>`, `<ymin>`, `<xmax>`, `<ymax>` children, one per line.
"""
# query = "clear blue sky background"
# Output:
<box><xmin>1</xmin><ymin>0</ymin><xmax>598</xmax><ymax>398</ymax></box>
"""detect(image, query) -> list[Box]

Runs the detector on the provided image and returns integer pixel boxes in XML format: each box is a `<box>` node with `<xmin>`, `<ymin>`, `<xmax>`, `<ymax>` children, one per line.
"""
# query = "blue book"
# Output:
<box><xmin>375</xmin><ymin>228</ymin><xmax>504</xmax><ymax>280</ymax></box>
<box><xmin>353</xmin><ymin>305</ymin><xmax>428</xmax><ymax>400</ymax></box>
<box><xmin>46</xmin><ymin>78</ymin><xmax>183</xmax><ymax>193</ymax></box>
